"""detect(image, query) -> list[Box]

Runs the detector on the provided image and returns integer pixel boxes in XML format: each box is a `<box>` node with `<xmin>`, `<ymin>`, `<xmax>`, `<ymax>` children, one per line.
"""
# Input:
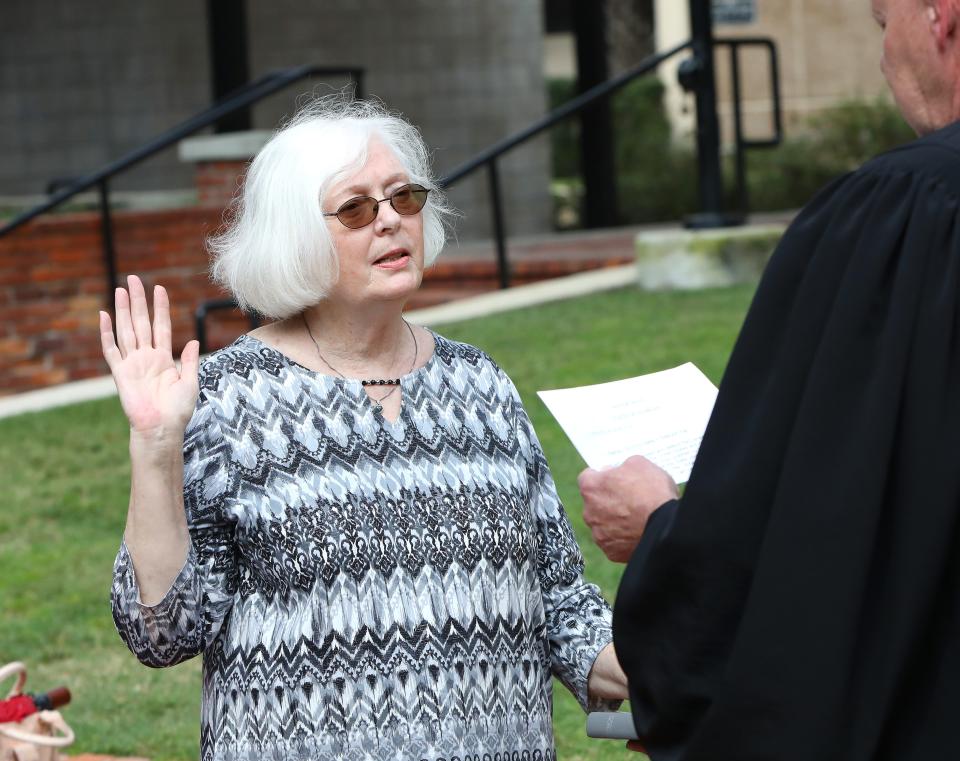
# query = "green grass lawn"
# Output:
<box><xmin>0</xmin><ymin>283</ymin><xmax>755</xmax><ymax>761</ymax></box>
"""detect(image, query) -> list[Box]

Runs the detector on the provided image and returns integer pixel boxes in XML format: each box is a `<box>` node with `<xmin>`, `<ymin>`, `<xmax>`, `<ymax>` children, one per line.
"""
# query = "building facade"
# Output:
<box><xmin>1</xmin><ymin>0</ymin><xmax>553</xmax><ymax>239</ymax></box>
<box><xmin>656</xmin><ymin>0</ymin><xmax>890</xmax><ymax>141</ymax></box>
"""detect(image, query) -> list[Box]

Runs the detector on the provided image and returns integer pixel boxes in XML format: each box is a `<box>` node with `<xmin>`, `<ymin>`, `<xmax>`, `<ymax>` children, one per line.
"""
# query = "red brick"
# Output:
<box><xmin>0</xmin><ymin>337</ymin><xmax>34</xmax><ymax>360</ymax></box>
<box><xmin>0</xmin><ymin>302</ymin><xmax>62</xmax><ymax>319</ymax></box>
<box><xmin>48</xmin><ymin>316</ymin><xmax>82</xmax><ymax>331</ymax></box>
<box><xmin>10</xmin><ymin>361</ymin><xmax>68</xmax><ymax>384</ymax></box>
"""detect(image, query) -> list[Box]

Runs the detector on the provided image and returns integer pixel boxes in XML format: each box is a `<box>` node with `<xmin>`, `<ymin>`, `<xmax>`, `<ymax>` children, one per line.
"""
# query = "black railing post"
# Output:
<box><xmin>207</xmin><ymin>0</ymin><xmax>252</xmax><ymax>133</ymax></box>
<box><xmin>574</xmin><ymin>0</ymin><xmax>619</xmax><ymax>228</ymax></box>
<box><xmin>487</xmin><ymin>160</ymin><xmax>510</xmax><ymax>289</ymax></box>
<box><xmin>729</xmin><ymin>43</ymin><xmax>748</xmax><ymax>214</ymax></box>
<box><xmin>685</xmin><ymin>0</ymin><xmax>741</xmax><ymax>228</ymax></box>
<box><xmin>196</xmin><ymin>305</ymin><xmax>209</xmax><ymax>357</ymax></box>
<box><xmin>97</xmin><ymin>179</ymin><xmax>119</xmax><ymax>308</ymax></box>
<box><xmin>195</xmin><ymin>298</ymin><xmax>260</xmax><ymax>354</ymax></box>
<box><xmin>354</xmin><ymin>69</ymin><xmax>365</xmax><ymax>100</ymax></box>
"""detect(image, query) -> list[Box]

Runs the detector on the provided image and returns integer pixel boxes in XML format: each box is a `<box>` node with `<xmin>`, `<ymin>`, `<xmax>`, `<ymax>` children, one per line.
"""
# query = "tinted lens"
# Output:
<box><xmin>390</xmin><ymin>184</ymin><xmax>429</xmax><ymax>215</ymax></box>
<box><xmin>336</xmin><ymin>196</ymin><xmax>378</xmax><ymax>228</ymax></box>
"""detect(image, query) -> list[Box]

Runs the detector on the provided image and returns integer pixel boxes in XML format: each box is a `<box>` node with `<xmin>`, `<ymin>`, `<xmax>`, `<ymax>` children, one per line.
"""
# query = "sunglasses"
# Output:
<box><xmin>322</xmin><ymin>183</ymin><xmax>430</xmax><ymax>229</ymax></box>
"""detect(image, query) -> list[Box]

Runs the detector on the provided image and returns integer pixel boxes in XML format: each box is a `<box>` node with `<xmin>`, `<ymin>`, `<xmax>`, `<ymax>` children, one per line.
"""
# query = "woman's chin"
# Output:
<box><xmin>368</xmin><ymin>272</ymin><xmax>423</xmax><ymax>304</ymax></box>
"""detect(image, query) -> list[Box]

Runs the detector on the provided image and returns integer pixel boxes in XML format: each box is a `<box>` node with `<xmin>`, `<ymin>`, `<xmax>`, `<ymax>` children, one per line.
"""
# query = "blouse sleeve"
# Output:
<box><xmin>506</xmin><ymin>374</ymin><xmax>619</xmax><ymax>712</ymax></box>
<box><xmin>111</xmin><ymin>388</ymin><xmax>239</xmax><ymax>667</ymax></box>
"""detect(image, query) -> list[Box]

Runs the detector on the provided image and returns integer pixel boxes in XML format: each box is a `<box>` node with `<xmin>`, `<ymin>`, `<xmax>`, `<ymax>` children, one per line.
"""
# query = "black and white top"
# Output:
<box><xmin>111</xmin><ymin>332</ymin><xmax>615</xmax><ymax>761</ymax></box>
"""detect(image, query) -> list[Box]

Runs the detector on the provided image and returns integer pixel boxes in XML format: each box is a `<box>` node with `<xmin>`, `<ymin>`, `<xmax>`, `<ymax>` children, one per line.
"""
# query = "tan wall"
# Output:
<box><xmin>658</xmin><ymin>0</ymin><xmax>892</xmax><ymax>142</ymax></box>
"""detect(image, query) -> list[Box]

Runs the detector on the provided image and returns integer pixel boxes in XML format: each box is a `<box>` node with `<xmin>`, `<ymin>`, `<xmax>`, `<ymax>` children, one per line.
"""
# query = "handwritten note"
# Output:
<box><xmin>537</xmin><ymin>363</ymin><xmax>718</xmax><ymax>484</ymax></box>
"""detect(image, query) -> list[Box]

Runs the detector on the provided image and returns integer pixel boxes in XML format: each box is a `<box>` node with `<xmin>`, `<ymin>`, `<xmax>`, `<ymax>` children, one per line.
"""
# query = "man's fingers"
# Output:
<box><xmin>99</xmin><ymin>311</ymin><xmax>121</xmax><ymax>372</ymax></box>
<box><xmin>127</xmin><ymin>274</ymin><xmax>153</xmax><ymax>349</ymax></box>
<box><xmin>153</xmin><ymin>285</ymin><xmax>172</xmax><ymax>354</ymax></box>
<box><xmin>577</xmin><ymin>467</ymin><xmax>599</xmax><ymax>493</ymax></box>
<box><xmin>625</xmin><ymin>740</ymin><xmax>647</xmax><ymax>754</ymax></box>
<box><xmin>114</xmin><ymin>287</ymin><xmax>136</xmax><ymax>357</ymax></box>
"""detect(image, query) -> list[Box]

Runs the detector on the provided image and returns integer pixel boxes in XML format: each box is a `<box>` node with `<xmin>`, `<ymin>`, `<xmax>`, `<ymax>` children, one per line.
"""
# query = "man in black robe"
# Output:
<box><xmin>579</xmin><ymin>1</ymin><xmax>960</xmax><ymax>759</ymax></box>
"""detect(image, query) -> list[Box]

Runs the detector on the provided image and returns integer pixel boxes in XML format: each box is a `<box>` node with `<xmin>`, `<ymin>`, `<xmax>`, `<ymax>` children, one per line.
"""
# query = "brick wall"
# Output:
<box><xmin>0</xmin><ymin>152</ymin><xmax>633</xmax><ymax>397</ymax></box>
<box><xmin>195</xmin><ymin>161</ymin><xmax>248</xmax><ymax>209</ymax></box>
<box><xmin>0</xmin><ymin>208</ymin><xmax>245</xmax><ymax>395</ymax></box>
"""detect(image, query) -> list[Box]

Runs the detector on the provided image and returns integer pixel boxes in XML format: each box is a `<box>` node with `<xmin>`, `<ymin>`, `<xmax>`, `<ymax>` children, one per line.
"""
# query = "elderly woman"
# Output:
<box><xmin>104</xmin><ymin>99</ymin><xmax>625</xmax><ymax>761</ymax></box>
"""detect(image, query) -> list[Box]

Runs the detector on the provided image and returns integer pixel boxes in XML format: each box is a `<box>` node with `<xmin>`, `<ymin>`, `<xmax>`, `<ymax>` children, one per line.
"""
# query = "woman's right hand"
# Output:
<box><xmin>100</xmin><ymin>275</ymin><xmax>200</xmax><ymax>436</ymax></box>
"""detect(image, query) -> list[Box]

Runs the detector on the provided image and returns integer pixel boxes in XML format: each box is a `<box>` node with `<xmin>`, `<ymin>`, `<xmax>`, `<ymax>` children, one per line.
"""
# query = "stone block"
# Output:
<box><xmin>635</xmin><ymin>224</ymin><xmax>785</xmax><ymax>290</ymax></box>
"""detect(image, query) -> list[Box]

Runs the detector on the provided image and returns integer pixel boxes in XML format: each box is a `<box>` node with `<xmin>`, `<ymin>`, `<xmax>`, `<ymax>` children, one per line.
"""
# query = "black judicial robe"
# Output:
<box><xmin>614</xmin><ymin>120</ymin><xmax>960</xmax><ymax>761</ymax></box>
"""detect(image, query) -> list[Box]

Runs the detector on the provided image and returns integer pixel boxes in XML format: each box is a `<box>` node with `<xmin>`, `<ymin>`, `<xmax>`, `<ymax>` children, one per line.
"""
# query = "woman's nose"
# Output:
<box><xmin>374</xmin><ymin>198</ymin><xmax>402</xmax><ymax>232</ymax></box>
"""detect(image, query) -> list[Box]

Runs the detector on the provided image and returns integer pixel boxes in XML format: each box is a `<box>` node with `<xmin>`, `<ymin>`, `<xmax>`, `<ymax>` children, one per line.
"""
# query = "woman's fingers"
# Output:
<box><xmin>179</xmin><ymin>339</ymin><xmax>200</xmax><ymax>384</ymax></box>
<box><xmin>114</xmin><ymin>286</ymin><xmax>137</xmax><ymax>358</ymax></box>
<box><xmin>99</xmin><ymin>311</ymin><xmax>121</xmax><ymax>372</ymax></box>
<box><xmin>153</xmin><ymin>285</ymin><xmax>172</xmax><ymax>354</ymax></box>
<box><xmin>127</xmin><ymin>275</ymin><xmax>153</xmax><ymax>350</ymax></box>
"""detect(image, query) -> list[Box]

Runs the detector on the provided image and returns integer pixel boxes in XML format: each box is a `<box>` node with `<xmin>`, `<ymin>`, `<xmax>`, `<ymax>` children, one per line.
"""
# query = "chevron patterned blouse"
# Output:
<box><xmin>112</xmin><ymin>332</ymin><xmax>615</xmax><ymax>761</ymax></box>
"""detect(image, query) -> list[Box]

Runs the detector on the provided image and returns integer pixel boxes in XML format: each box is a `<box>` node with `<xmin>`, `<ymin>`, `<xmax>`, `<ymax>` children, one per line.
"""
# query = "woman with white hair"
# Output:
<box><xmin>103</xmin><ymin>98</ymin><xmax>626</xmax><ymax>761</ymax></box>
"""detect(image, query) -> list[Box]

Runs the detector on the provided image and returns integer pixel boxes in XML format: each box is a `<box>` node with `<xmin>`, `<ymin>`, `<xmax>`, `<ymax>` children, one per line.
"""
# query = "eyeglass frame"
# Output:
<box><xmin>322</xmin><ymin>183</ymin><xmax>431</xmax><ymax>229</ymax></box>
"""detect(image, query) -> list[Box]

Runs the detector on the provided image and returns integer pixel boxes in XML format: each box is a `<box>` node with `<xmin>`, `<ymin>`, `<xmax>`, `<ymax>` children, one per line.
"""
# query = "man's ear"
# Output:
<box><xmin>928</xmin><ymin>0</ymin><xmax>959</xmax><ymax>48</ymax></box>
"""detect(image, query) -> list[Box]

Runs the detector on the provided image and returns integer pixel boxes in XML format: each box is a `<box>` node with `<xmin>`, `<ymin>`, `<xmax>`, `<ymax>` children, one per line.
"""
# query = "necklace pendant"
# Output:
<box><xmin>373</xmin><ymin>402</ymin><xmax>383</xmax><ymax>414</ymax></box>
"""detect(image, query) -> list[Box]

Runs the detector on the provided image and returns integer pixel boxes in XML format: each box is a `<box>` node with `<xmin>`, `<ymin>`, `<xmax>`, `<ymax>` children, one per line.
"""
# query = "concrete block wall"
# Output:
<box><xmin>2</xmin><ymin>1</ymin><xmax>553</xmax><ymax>240</ymax></box>
<box><xmin>245</xmin><ymin>0</ymin><xmax>552</xmax><ymax>239</ymax></box>
<box><xmin>0</xmin><ymin>0</ymin><xmax>211</xmax><ymax>195</ymax></box>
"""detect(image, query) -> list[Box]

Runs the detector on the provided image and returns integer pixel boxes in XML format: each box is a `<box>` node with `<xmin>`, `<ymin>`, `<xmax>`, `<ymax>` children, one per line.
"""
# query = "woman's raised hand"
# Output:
<box><xmin>100</xmin><ymin>275</ymin><xmax>200</xmax><ymax>435</ymax></box>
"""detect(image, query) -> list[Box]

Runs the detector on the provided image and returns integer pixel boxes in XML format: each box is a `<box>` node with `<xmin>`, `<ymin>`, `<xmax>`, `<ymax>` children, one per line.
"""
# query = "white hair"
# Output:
<box><xmin>208</xmin><ymin>97</ymin><xmax>456</xmax><ymax>320</ymax></box>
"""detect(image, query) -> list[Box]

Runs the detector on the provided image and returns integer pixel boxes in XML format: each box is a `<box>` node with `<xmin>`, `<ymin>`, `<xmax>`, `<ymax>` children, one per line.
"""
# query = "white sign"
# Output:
<box><xmin>537</xmin><ymin>363</ymin><xmax>718</xmax><ymax>484</ymax></box>
<box><xmin>713</xmin><ymin>0</ymin><xmax>756</xmax><ymax>25</ymax></box>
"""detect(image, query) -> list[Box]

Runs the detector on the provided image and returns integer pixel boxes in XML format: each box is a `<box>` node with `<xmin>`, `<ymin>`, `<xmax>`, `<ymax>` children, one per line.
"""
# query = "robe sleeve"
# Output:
<box><xmin>614</xmin><ymin>143</ymin><xmax>960</xmax><ymax>761</ymax></box>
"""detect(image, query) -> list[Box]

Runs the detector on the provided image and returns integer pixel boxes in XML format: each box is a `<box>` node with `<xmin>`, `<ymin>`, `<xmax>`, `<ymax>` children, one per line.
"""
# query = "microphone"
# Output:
<box><xmin>586</xmin><ymin>711</ymin><xmax>639</xmax><ymax>740</ymax></box>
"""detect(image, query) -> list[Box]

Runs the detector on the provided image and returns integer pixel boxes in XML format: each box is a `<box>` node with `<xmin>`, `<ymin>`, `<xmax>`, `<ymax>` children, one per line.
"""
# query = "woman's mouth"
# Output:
<box><xmin>374</xmin><ymin>250</ymin><xmax>410</xmax><ymax>269</ymax></box>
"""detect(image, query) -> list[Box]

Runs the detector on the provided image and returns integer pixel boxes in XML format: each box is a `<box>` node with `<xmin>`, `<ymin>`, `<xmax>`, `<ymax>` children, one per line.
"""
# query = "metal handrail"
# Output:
<box><xmin>0</xmin><ymin>65</ymin><xmax>364</xmax><ymax>238</ymax></box>
<box><xmin>0</xmin><ymin>65</ymin><xmax>364</xmax><ymax>317</ymax></box>
<box><xmin>718</xmin><ymin>37</ymin><xmax>783</xmax><ymax>214</ymax></box>
<box><xmin>437</xmin><ymin>41</ymin><xmax>693</xmax><ymax>289</ymax></box>
<box><xmin>439</xmin><ymin>42</ymin><xmax>692</xmax><ymax>188</ymax></box>
<box><xmin>196</xmin><ymin>36</ymin><xmax>784</xmax><ymax>352</ymax></box>
<box><xmin>3</xmin><ymin>28</ymin><xmax>786</xmax><ymax>354</ymax></box>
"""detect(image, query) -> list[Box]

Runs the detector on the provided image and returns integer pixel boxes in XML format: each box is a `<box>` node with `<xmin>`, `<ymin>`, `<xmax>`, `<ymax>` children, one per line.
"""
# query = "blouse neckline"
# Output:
<box><xmin>231</xmin><ymin>329</ymin><xmax>442</xmax><ymax>391</ymax></box>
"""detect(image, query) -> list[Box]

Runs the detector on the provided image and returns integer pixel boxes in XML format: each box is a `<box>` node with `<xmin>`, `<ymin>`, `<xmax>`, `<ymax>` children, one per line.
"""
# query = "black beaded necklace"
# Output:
<box><xmin>302</xmin><ymin>315</ymin><xmax>418</xmax><ymax>412</ymax></box>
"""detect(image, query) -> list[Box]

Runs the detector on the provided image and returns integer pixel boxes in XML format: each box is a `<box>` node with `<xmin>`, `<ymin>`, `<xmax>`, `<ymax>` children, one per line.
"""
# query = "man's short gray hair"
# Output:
<box><xmin>208</xmin><ymin>97</ymin><xmax>456</xmax><ymax>320</ymax></box>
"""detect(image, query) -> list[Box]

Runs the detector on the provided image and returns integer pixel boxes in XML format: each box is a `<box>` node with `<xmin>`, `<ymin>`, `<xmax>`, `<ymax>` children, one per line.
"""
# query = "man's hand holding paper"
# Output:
<box><xmin>578</xmin><ymin>454</ymin><xmax>679</xmax><ymax>563</ymax></box>
<box><xmin>538</xmin><ymin>363</ymin><xmax>717</xmax><ymax>563</ymax></box>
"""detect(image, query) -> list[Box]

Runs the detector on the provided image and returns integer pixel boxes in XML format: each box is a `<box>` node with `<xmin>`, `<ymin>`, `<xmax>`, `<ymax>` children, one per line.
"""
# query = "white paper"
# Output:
<box><xmin>537</xmin><ymin>363</ymin><xmax>718</xmax><ymax>484</ymax></box>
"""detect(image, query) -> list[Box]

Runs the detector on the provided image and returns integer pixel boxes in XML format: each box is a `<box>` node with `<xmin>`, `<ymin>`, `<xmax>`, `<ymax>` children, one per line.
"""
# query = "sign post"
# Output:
<box><xmin>685</xmin><ymin>0</ymin><xmax>742</xmax><ymax>228</ymax></box>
